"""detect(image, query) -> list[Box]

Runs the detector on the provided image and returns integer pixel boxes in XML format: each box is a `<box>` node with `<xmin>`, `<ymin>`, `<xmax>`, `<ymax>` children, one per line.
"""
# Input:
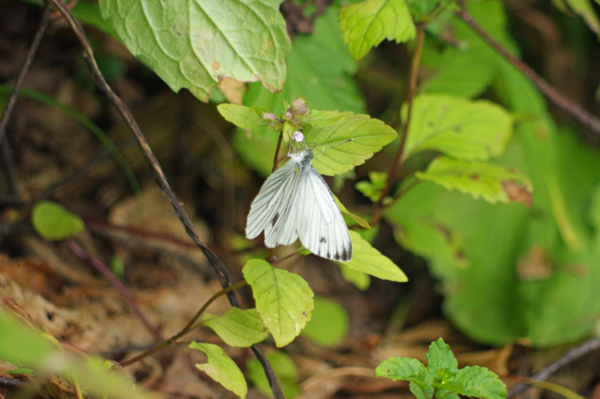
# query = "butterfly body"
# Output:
<box><xmin>246</xmin><ymin>149</ymin><xmax>352</xmax><ymax>262</ymax></box>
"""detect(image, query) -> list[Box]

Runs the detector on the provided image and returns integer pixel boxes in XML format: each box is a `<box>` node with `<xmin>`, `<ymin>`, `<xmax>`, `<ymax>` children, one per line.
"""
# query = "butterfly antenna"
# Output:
<box><xmin>321</xmin><ymin>138</ymin><xmax>353</xmax><ymax>153</ymax></box>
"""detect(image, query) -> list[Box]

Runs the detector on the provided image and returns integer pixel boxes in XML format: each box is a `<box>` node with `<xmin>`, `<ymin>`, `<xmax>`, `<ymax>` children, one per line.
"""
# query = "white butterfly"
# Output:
<box><xmin>245</xmin><ymin>140</ymin><xmax>352</xmax><ymax>262</ymax></box>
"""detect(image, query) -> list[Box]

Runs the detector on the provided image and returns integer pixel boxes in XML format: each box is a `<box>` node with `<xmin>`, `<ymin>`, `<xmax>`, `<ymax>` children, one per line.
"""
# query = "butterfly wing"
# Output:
<box><xmin>295</xmin><ymin>165</ymin><xmax>352</xmax><ymax>262</ymax></box>
<box><xmin>245</xmin><ymin>158</ymin><xmax>302</xmax><ymax>248</ymax></box>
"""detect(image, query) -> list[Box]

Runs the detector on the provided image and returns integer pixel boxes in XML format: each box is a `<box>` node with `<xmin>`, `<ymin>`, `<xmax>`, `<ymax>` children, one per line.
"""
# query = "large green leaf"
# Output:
<box><xmin>306</xmin><ymin>114</ymin><xmax>398</xmax><ymax>176</ymax></box>
<box><xmin>336</xmin><ymin>231</ymin><xmax>407</xmax><ymax>282</ymax></box>
<box><xmin>242</xmin><ymin>260</ymin><xmax>314</xmax><ymax>347</ymax></box>
<box><xmin>203</xmin><ymin>308</ymin><xmax>269</xmax><ymax>347</ymax></box>
<box><xmin>190</xmin><ymin>342</ymin><xmax>247</xmax><ymax>399</ymax></box>
<box><xmin>243</xmin><ymin>7</ymin><xmax>365</xmax><ymax>115</ymax></box>
<box><xmin>402</xmin><ymin>94</ymin><xmax>513</xmax><ymax>161</ymax></box>
<box><xmin>442</xmin><ymin>366</ymin><xmax>507</xmax><ymax>399</ymax></box>
<box><xmin>338</xmin><ymin>0</ymin><xmax>416</xmax><ymax>60</ymax></box>
<box><xmin>416</xmin><ymin>157</ymin><xmax>533</xmax><ymax>205</ymax></box>
<box><xmin>99</xmin><ymin>0</ymin><xmax>291</xmax><ymax>101</ymax></box>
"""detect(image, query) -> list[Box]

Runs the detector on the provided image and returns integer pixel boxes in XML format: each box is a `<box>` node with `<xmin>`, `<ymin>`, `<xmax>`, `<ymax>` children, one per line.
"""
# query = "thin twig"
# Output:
<box><xmin>65</xmin><ymin>239</ymin><xmax>162</xmax><ymax>341</ymax></box>
<box><xmin>48</xmin><ymin>2</ymin><xmax>284</xmax><ymax>397</ymax></box>
<box><xmin>455</xmin><ymin>0</ymin><xmax>600</xmax><ymax>137</ymax></box>
<box><xmin>119</xmin><ymin>280</ymin><xmax>247</xmax><ymax>367</ymax></box>
<box><xmin>272</xmin><ymin>131</ymin><xmax>284</xmax><ymax>172</ymax></box>
<box><xmin>507</xmin><ymin>338</ymin><xmax>600</xmax><ymax>398</ymax></box>
<box><xmin>371</xmin><ymin>24</ymin><xmax>426</xmax><ymax>226</ymax></box>
<box><xmin>0</xmin><ymin>4</ymin><xmax>50</xmax><ymax>146</ymax></box>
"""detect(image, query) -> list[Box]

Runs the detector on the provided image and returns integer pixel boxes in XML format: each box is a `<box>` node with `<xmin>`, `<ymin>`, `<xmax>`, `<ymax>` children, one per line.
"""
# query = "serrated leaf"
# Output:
<box><xmin>243</xmin><ymin>259</ymin><xmax>314</xmax><ymax>347</ymax></box>
<box><xmin>307</xmin><ymin>114</ymin><xmax>398</xmax><ymax>176</ymax></box>
<box><xmin>442</xmin><ymin>366</ymin><xmax>507</xmax><ymax>399</ymax></box>
<box><xmin>403</xmin><ymin>94</ymin><xmax>513</xmax><ymax>161</ymax></box>
<box><xmin>203</xmin><ymin>308</ymin><xmax>269</xmax><ymax>348</ymax></box>
<box><xmin>32</xmin><ymin>201</ymin><xmax>85</xmax><ymax>241</ymax></box>
<box><xmin>375</xmin><ymin>357</ymin><xmax>429</xmax><ymax>384</ymax></box>
<box><xmin>99</xmin><ymin>0</ymin><xmax>291</xmax><ymax>102</ymax></box>
<box><xmin>190</xmin><ymin>342</ymin><xmax>247</xmax><ymax>399</ymax></box>
<box><xmin>339</xmin><ymin>0</ymin><xmax>416</xmax><ymax>60</ymax></box>
<box><xmin>337</xmin><ymin>231</ymin><xmax>407</xmax><ymax>282</ymax></box>
<box><xmin>243</xmin><ymin>7</ymin><xmax>365</xmax><ymax>115</ymax></box>
<box><xmin>217</xmin><ymin>104</ymin><xmax>272</xmax><ymax>129</ymax></box>
<box><xmin>301</xmin><ymin>296</ymin><xmax>349</xmax><ymax>346</ymax></box>
<box><xmin>246</xmin><ymin>351</ymin><xmax>300</xmax><ymax>398</ymax></box>
<box><xmin>426</xmin><ymin>338</ymin><xmax>458</xmax><ymax>379</ymax></box>
<box><xmin>416</xmin><ymin>157</ymin><xmax>533</xmax><ymax>206</ymax></box>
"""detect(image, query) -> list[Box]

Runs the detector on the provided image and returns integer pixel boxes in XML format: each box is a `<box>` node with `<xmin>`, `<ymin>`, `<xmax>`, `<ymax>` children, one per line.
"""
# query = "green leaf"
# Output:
<box><xmin>375</xmin><ymin>357</ymin><xmax>430</xmax><ymax>386</ymax></box>
<box><xmin>190</xmin><ymin>342</ymin><xmax>247</xmax><ymax>399</ymax></box>
<box><xmin>338</xmin><ymin>0</ymin><xmax>416</xmax><ymax>60</ymax></box>
<box><xmin>99</xmin><ymin>0</ymin><xmax>291</xmax><ymax>102</ymax></box>
<box><xmin>562</xmin><ymin>0</ymin><xmax>600</xmax><ymax>35</ymax></box>
<box><xmin>304</xmin><ymin>110</ymin><xmax>351</xmax><ymax>127</ymax></box>
<box><xmin>203</xmin><ymin>308</ymin><xmax>269</xmax><ymax>348</ymax></box>
<box><xmin>246</xmin><ymin>351</ymin><xmax>300</xmax><ymax>398</ymax></box>
<box><xmin>0</xmin><ymin>311</ymin><xmax>159</xmax><ymax>399</ymax></box>
<box><xmin>32</xmin><ymin>201</ymin><xmax>85</xmax><ymax>241</ymax></box>
<box><xmin>338</xmin><ymin>231</ymin><xmax>407</xmax><ymax>282</ymax></box>
<box><xmin>355</xmin><ymin>171</ymin><xmax>388</xmax><ymax>202</ymax></box>
<box><xmin>243</xmin><ymin>7</ymin><xmax>365</xmax><ymax>115</ymax></box>
<box><xmin>403</xmin><ymin>94</ymin><xmax>513</xmax><ymax>161</ymax></box>
<box><xmin>243</xmin><ymin>260</ymin><xmax>314</xmax><ymax>347</ymax></box>
<box><xmin>217</xmin><ymin>104</ymin><xmax>272</xmax><ymax>129</ymax></box>
<box><xmin>339</xmin><ymin>263</ymin><xmax>371</xmax><ymax>290</ymax></box>
<box><xmin>306</xmin><ymin>114</ymin><xmax>398</xmax><ymax>176</ymax></box>
<box><xmin>301</xmin><ymin>296</ymin><xmax>349</xmax><ymax>346</ymax></box>
<box><xmin>335</xmin><ymin>196</ymin><xmax>371</xmax><ymax>228</ymax></box>
<box><xmin>416</xmin><ymin>157</ymin><xmax>533</xmax><ymax>206</ymax></box>
<box><xmin>442</xmin><ymin>366</ymin><xmax>507</xmax><ymax>399</ymax></box>
<box><xmin>426</xmin><ymin>338</ymin><xmax>458</xmax><ymax>380</ymax></box>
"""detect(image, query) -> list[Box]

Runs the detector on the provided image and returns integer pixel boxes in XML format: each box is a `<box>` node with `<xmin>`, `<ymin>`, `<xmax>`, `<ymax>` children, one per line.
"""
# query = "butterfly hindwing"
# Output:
<box><xmin>296</xmin><ymin>166</ymin><xmax>352</xmax><ymax>261</ymax></box>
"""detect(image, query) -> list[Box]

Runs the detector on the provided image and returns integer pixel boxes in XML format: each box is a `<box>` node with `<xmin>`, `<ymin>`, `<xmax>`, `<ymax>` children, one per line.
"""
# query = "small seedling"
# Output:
<box><xmin>375</xmin><ymin>338</ymin><xmax>506</xmax><ymax>399</ymax></box>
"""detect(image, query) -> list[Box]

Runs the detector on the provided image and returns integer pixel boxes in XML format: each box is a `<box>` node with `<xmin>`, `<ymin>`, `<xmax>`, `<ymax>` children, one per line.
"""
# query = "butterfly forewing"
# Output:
<box><xmin>246</xmin><ymin>159</ymin><xmax>302</xmax><ymax>245</ymax></box>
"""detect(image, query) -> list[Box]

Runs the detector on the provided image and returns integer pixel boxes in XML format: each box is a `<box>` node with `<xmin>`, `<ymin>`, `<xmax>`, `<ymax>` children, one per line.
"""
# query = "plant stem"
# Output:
<box><xmin>371</xmin><ymin>23</ymin><xmax>426</xmax><ymax>225</ymax></box>
<box><xmin>455</xmin><ymin>0</ymin><xmax>600</xmax><ymax>137</ymax></box>
<box><xmin>120</xmin><ymin>280</ymin><xmax>247</xmax><ymax>367</ymax></box>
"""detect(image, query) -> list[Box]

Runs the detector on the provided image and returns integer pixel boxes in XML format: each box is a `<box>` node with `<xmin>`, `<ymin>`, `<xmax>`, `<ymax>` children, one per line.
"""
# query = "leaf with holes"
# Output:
<box><xmin>403</xmin><ymin>94</ymin><xmax>512</xmax><ymax>161</ymax></box>
<box><xmin>416</xmin><ymin>157</ymin><xmax>533</xmax><ymax>206</ymax></box>
<box><xmin>99</xmin><ymin>0</ymin><xmax>291</xmax><ymax>101</ymax></box>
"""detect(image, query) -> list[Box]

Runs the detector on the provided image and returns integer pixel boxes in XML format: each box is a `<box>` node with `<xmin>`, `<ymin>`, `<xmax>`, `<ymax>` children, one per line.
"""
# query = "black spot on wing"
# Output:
<box><xmin>340</xmin><ymin>247</ymin><xmax>351</xmax><ymax>262</ymax></box>
<box><xmin>271</xmin><ymin>213</ymin><xmax>279</xmax><ymax>227</ymax></box>
<box><xmin>320</xmin><ymin>237</ymin><xmax>326</xmax><ymax>243</ymax></box>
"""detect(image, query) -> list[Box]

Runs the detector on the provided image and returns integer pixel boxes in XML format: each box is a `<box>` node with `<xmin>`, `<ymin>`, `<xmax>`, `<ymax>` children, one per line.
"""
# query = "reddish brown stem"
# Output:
<box><xmin>455</xmin><ymin>0</ymin><xmax>600</xmax><ymax>137</ymax></box>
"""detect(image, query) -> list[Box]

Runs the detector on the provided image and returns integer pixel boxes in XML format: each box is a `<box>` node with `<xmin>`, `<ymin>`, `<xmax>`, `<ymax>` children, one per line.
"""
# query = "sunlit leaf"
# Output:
<box><xmin>339</xmin><ymin>0</ymin><xmax>416</xmax><ymax>60</ymax></box>
<box><xmin>190</xmin><ymin>342</ymin><xmax>247</xmax><ymax>399</ymax></box>
<box><xmin>100</xmin><ymin>0</ymin><xmax>291</xmax><ymax>101</ymax></box>
<box><xmin>243</xmin><ymin>260</ymin><xmax>314</xmax><ymax>347</ymax></box>
<box><xmin>403</xmin><ymin>94</ymin><xmax>512</xmax><ymax>161</ymax></box>
<box><xmin>337</xmin><ymin>231</ymin><xmax>407</xmax><ymax>282</ymax></box>
<box><xmin>217</xmin><ymin>104</ymin><xmax>272</xmax><ymax>129</ymax></box>
<box><xmin>203</xmin><ymin>308</ymin><xmax>269</xmax><ymax>347</ymax></box>
<box><xmin>307</xmin><ymin>113</ymin><xmax>398</xmax><ymax>176</ymax></box>
<box><xmin>416</xmin><ymin>157</ymin><xmax>533</xmax><ymax>206</ymax></box>
<box><xmin>339</xmin><ymin>263</ymin><xmax>371</xmax><ymax>290</ymax></box>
